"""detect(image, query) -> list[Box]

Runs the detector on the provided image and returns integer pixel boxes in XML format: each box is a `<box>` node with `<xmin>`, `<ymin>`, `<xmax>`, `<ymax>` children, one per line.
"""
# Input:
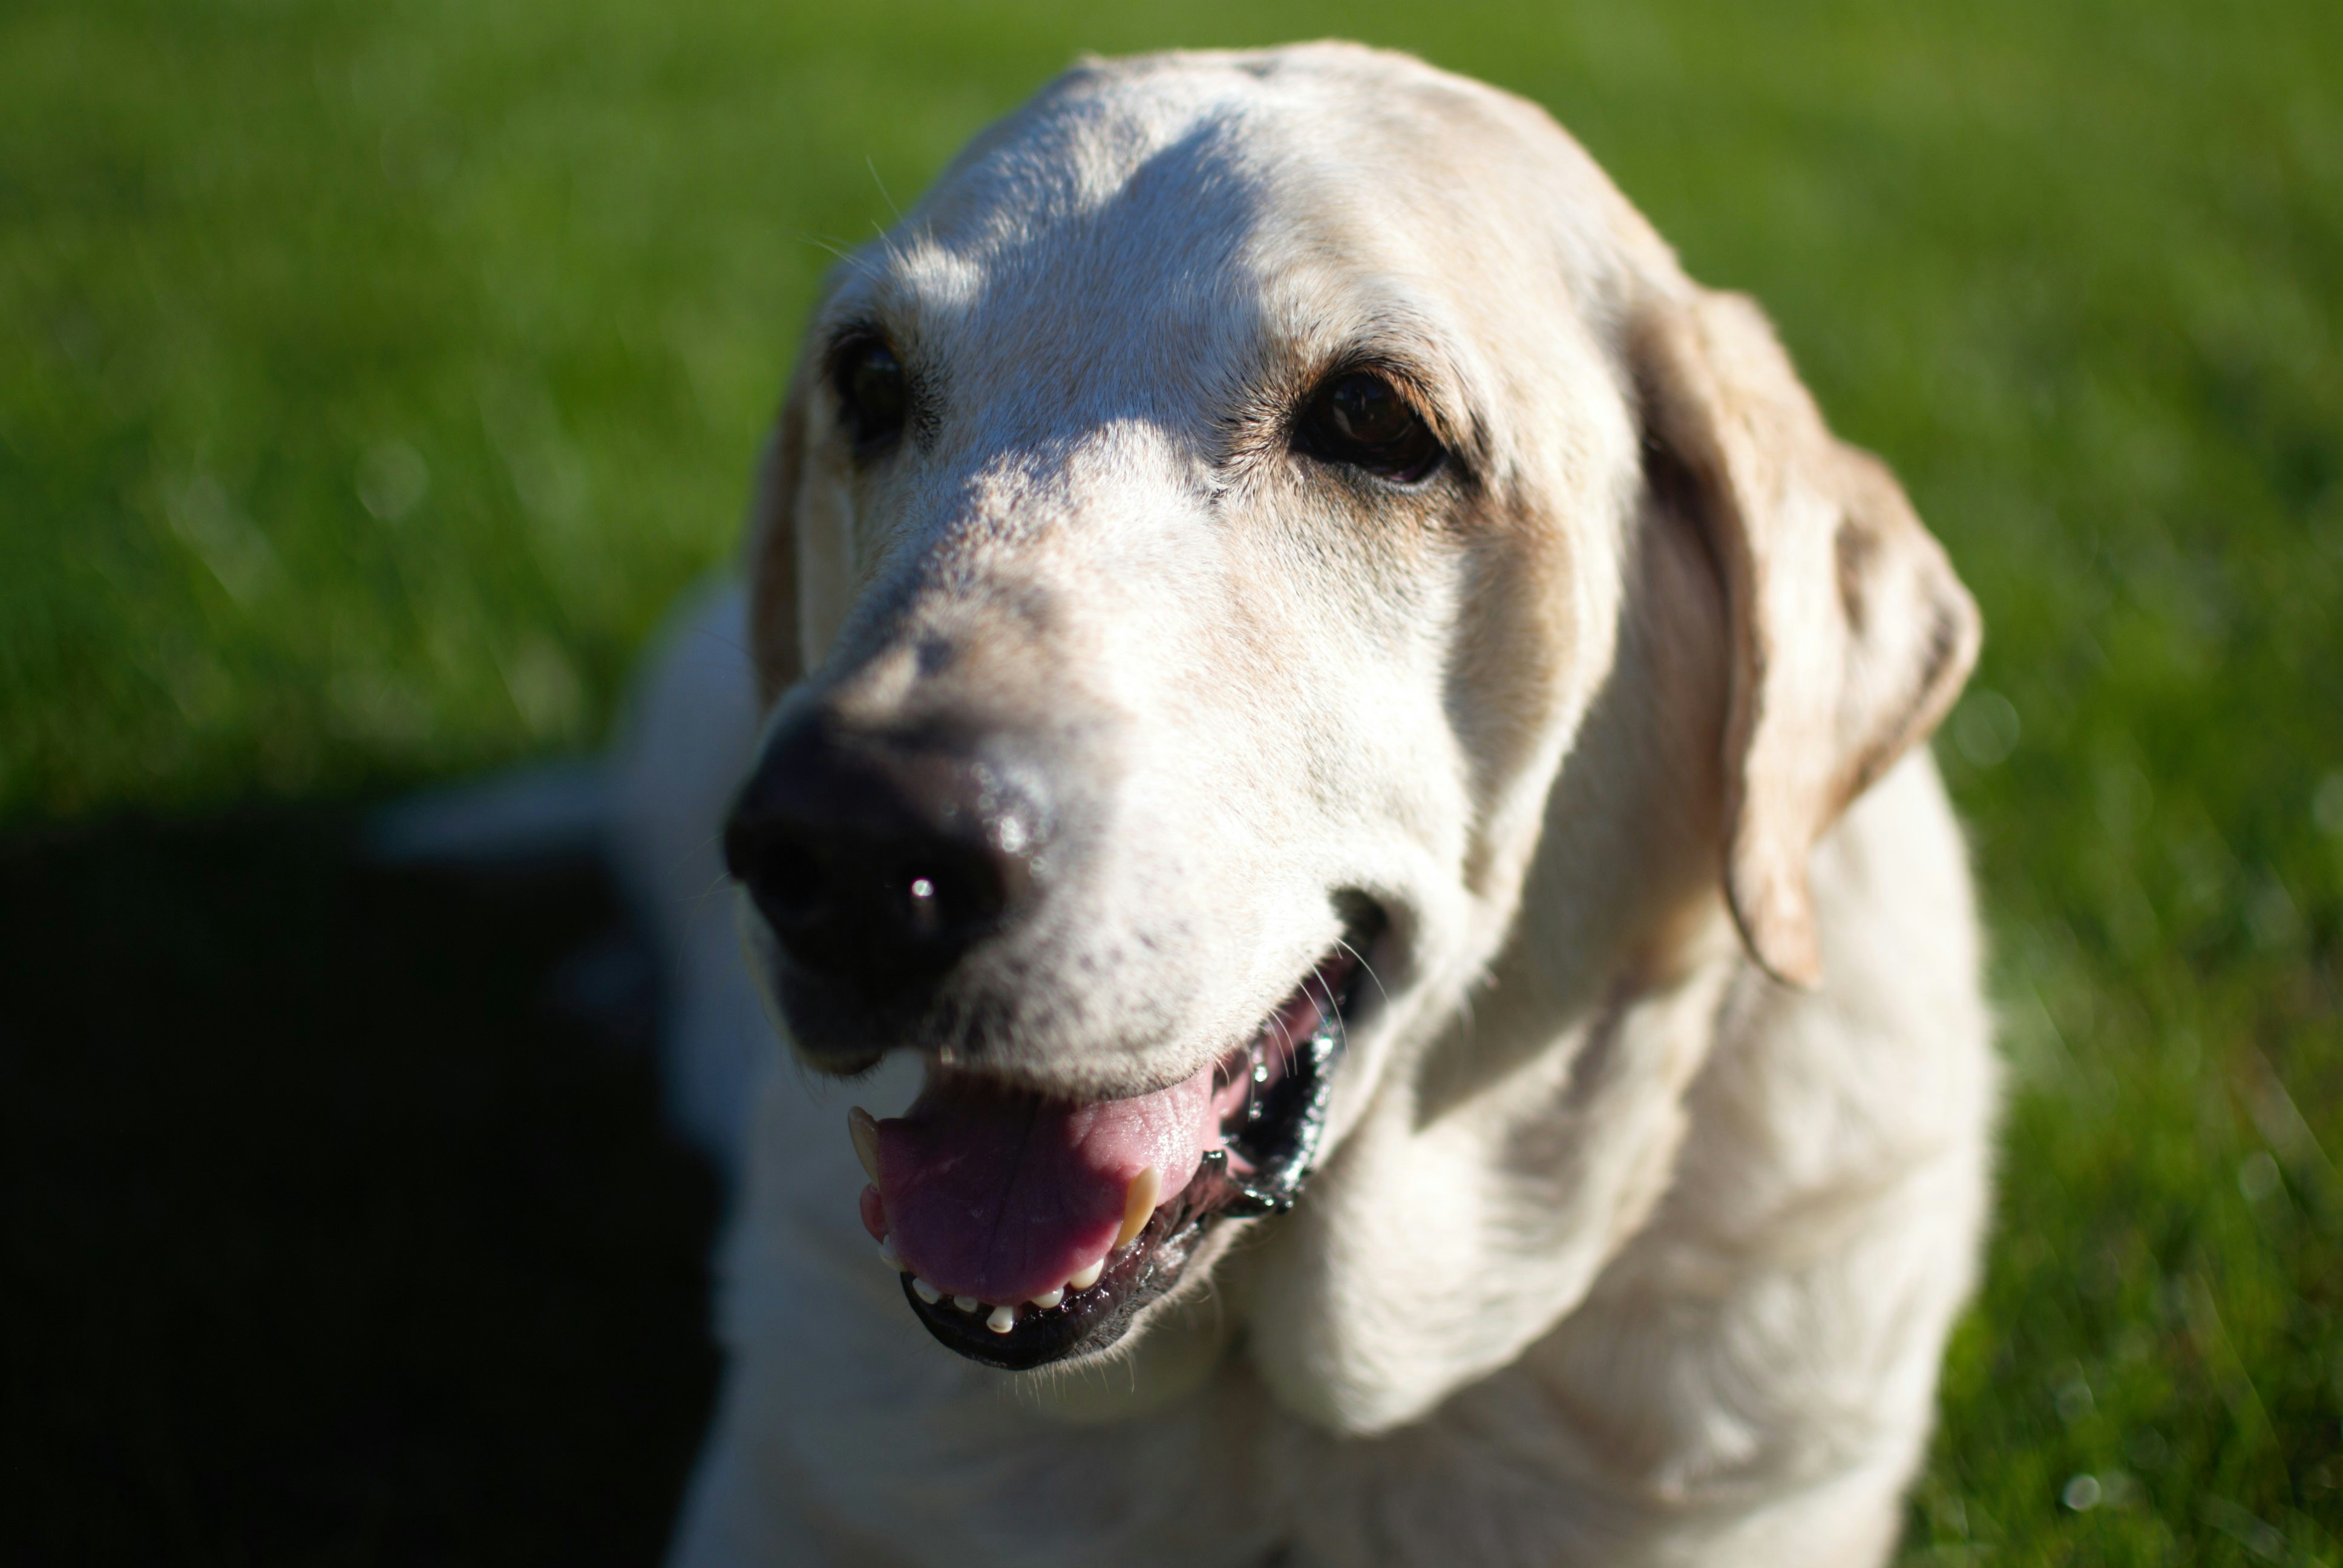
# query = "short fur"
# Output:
<box><xmin>620</xmin><ymin>43</ymin><xmax>1994</xmax><ymax>1567</ymax></box>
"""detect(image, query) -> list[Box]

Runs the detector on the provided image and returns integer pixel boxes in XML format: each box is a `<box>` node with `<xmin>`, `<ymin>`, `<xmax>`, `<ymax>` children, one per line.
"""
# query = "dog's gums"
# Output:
<box><xmin>851</xmin><ymin>944</ymin><xmax>1367</xmax><ymax>1371</ymax></box>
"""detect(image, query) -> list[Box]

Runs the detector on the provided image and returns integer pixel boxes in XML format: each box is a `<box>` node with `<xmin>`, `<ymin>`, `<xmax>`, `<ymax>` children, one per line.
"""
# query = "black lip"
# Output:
<box><xmin>896</xmin><ymin>941</ymin><xmax>1371</xmax><ymax>1371</ymax></box>
<box><xmin>896</xmin><ymin>1191</ymin><xmax>1214</xmax><ymax>1371</ymax></box>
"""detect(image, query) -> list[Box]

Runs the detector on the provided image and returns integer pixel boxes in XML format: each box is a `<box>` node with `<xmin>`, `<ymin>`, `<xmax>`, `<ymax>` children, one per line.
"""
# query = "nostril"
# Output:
<box><xmin>754</xmin><ymin>836</ymin><xmax>827</xmax><ymax>921</ymax></box>
<box><xmin>726</xmin><ymin>811</ymin><xmax>831</xmax><ymax>930</ymax></box>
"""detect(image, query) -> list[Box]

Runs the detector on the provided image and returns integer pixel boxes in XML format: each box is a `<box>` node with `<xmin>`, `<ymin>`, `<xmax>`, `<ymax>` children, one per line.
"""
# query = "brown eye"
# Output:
<box><xmin>834</xmin><ymin>336</ymin><xmax>908</xmax><ymax>452</ymax></box>
<box><xmin>1297</xmin><ymin>371</ymin><xmax>1442</xmax><ymax>482</ymax></box>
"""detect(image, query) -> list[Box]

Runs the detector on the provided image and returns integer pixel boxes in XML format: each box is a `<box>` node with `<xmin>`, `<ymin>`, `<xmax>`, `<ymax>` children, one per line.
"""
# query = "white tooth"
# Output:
<box><xmin>847</xmin><ymin>1106</ymin><xmax>883</xmax><ymax>1183</ymax></box>
<box><xmin>986</xmin><ymin>1304</ymin><xmax>1016</xmax><ymax>1334</ymax></box>
<box><xmin>877</xmin><ymin>1240</ymin><xmax>903</xmax><ymax>1271</ymax></box>
<box><xmin>1114</xmin><ymin>1165</ymin><xmax>1161</xmax><ymax>1250</ymax></box>
<box><xmin>912</xmin><ymin>1278</ymin><xmax>940</xmax><ymax>1304</ymax></box>
<box><xmin>954</xmin><ymin>1295</ymin><xmax>980</xmax><ymax>1313</ymax></box>
<box><xmin>1067</xmin><ymin>1258</ymin><xmax>1104</xmax><ymax>1292</ymax></box>
<box><xmin>1029</xmin><ymin>1287</ymin><xmax>1064</xmax><ymax>1310</ymax></box>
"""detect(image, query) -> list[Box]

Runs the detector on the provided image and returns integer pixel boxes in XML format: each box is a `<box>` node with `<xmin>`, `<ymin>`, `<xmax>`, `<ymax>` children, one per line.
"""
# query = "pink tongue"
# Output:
<box><xmin>873</xmin><ymin>1064</ymin><xmax>1219</xmax><ymax>1305</ymax></box>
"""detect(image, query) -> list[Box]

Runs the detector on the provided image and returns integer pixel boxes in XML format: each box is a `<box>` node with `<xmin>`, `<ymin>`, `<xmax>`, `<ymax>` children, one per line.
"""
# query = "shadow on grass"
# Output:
<box><xmin>0</xmin><ymin>806</ymin><xmax>721</xmax><ymax>1566</ymax></box>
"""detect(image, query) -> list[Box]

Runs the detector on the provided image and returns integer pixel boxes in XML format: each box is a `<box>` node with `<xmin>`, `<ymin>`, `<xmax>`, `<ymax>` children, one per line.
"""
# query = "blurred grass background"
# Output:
<box><xmin>2</xmin><ymin>0</ymin><xmax>2339</xmax><ymax>1561</ymax></box>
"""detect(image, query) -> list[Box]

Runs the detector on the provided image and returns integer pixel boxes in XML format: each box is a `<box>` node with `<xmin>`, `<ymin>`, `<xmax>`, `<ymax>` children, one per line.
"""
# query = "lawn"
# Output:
<box><xmin>4</xmin><ymin>0</ymin><xmax>2339</xmax><ymax>1561</ymax></box>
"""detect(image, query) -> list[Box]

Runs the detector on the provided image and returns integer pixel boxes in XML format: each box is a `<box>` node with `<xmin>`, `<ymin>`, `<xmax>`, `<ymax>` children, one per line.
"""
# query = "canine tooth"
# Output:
<box><xmin>954</xmin><ymin>1295</ymin><xmax>980</xmax><ymax>1313</ymax></box>
<box><xmin>912</xmin><ymin>1278</ymin><xmax>941</xmax><ymax>1304</ymax></box>
<box><xmin>877</xmin><ymin>1240</ymin><xmax>903</xmax><ymax>1271</ymax></box>
<box><xmin>986</xmin><ymin>1304</ymin><xmax>1016</xmax><ymax>1334</ymax></box>
<box><xmin>1029</xmin><ymin>1287</ymin><xmax>1064</xmax><ymax>1310</ymax></box>
<box><xmin>1067</xmin><ymin>1258</ymin><xmax>1104</xmax><ymax>1292</ymax></box>
<box><xmin>1115</xmin><ymin>1166</ymin><xmax>1161</xmax><ymax>1250</ymax></box>
<box><xmin>847</xmin><ymin>1106</ymin><xmax>883</xmax><ymax>1183</ymax></box>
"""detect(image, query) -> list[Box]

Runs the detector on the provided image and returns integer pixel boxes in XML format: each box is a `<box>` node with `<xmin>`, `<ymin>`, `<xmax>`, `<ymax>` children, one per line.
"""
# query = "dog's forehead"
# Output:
<box><xmin>820</xmin><ymin>49</ymin><xmax>1631</xmax><ymax>417</ymax></box>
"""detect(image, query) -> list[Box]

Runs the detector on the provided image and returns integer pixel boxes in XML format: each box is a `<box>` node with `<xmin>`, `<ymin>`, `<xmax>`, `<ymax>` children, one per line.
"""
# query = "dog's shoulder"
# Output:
<box><xmin>1513</xmin><ymin>750</ymin><xmax>1994</xmax><ymax>1511</ymax></box>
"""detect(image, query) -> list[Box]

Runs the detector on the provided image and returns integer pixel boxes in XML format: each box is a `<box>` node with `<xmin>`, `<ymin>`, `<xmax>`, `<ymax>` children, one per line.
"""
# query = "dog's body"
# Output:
<box><xmin>618</xmin><ymin>44</ymin><xmax>1995</xmax><ymax>1567</ymax></box>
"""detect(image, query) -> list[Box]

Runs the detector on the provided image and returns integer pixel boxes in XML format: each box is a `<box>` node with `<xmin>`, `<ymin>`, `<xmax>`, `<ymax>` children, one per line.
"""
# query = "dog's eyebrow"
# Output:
<box><xmin>811</xmin><ymin>226</ymin><xmax>983</xmax><ymax>341</ymax></box>
<box><xmin>815</xmin><ymin>285</ymin><xmax>919</xmax><ymax>359</ymax></box>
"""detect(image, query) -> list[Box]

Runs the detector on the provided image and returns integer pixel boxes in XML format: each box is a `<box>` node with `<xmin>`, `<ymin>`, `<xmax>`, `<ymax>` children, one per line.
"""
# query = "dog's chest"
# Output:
<box><xmin>772</xmin><ymin>1322</ymin><xmax>1813</xmax><ymax>1568</ymax></box>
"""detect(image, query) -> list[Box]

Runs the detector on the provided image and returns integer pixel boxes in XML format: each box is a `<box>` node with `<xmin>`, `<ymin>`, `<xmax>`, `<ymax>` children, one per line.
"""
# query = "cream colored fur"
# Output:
<box><xmin>623</xmin><ymin>42</ymin><xmax>1996</xmax><ymax>1567</ymax></box>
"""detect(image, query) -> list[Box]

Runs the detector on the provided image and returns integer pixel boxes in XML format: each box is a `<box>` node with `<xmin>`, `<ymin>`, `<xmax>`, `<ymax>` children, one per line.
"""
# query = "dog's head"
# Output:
<box><xmin>723</xmin><ymin>44</ymin><xmax>1976</xmax><ymax>1425</ymax></box>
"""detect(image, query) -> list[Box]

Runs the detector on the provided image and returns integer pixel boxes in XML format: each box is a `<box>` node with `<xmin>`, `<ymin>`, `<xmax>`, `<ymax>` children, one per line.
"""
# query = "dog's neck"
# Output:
<box><xmin>1198</xmin><ymin>492</ymin><xmax>1749</xmax><ymax>1436</ymax></box>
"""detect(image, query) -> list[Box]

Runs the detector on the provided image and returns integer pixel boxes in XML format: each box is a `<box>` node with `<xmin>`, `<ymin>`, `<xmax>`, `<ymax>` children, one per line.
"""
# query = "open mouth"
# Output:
<box><xmin>847</xmin><ymin>931</ymin><xmax>1376</xmax><ymax>1371</ymax></box>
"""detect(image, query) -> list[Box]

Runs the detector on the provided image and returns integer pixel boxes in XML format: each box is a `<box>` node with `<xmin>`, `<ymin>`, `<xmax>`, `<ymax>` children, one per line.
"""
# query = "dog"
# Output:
<box><xmin>611</xmin><ymin>42</ymin><xmax>1996</xmax><ymax>1567</ymax></box>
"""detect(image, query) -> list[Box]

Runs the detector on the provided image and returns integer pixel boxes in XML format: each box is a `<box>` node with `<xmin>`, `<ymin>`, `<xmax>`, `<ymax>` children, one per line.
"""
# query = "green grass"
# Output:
<box><xmin>4</xmin><ymin>0</ymin><xmax>2340</xmax><ymax>1560</ymax></box>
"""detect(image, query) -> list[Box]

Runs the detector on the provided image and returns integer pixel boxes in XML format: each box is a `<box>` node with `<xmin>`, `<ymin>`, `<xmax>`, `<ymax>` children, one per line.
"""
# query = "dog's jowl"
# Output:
<box><xmin>620</xmin><ymin>42</ymin><xmax>1996</xmax><ymax>1568</ymax></box>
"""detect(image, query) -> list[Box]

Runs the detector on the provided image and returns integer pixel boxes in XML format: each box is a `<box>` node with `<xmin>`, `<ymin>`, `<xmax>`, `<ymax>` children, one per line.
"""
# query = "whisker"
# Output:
<box><xmin>1332</xmin><ymin>936</ymin><xmax>1390</xmax><ymax>1012</ymax></box>
<box><xmin>688</xmin><ymin>863</ymin><xmax>734</xmax><ymax>909</ymax></box>
<box><xmin>678</xmin><ymin>622</ymin><xmax>796</xmax><ymax>700</ymax></box>
<box><xmin>795</xmin><ymin>231</ymin><xmax>883</xmax><ymax>281</ymax></box>
<box><xmin>866</xmin><ymin>154</ymin><xmax>904</xmax><ymax>224</ymax></box>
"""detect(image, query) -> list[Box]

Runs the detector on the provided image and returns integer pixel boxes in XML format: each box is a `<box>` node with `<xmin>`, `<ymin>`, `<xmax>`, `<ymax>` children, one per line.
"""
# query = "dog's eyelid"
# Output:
<box><xmin>1286</xmin><ymin>353</ymin><xmax>1464</xmax><ymax>487</ymax></box>
<box><xmin>823</xmin><ymin>322</ymin><xmax>923</xmax><ymax>457</ymax></box>
<box><xmin>823</xmin><ymin>321</ymin><xmax>895</xmax><ymax>375</ymax></box>
<box><xmin>1319</xmin><ymin>351</ymin><xmax>1473</xmax><ymax>455</ymax></box>
<box><xmin>1320</xmin><ymin>352</ymin><xmax>1435</xmax><ymax>410</ymax></box>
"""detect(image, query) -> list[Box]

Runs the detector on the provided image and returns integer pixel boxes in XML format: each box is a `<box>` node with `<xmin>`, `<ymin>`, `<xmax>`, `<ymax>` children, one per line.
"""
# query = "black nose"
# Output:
<box><xmin>723</xmin><ymin>713</ymin><xmax>1046</xmax><ymax>994</ymax></box>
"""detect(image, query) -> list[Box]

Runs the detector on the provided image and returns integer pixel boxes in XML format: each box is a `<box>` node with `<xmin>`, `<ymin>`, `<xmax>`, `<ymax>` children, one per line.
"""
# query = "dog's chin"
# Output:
<box><xmin>762</xmin><ymin>906</ymin><xmax>1387</xmax><ymax>1374</ymax></box>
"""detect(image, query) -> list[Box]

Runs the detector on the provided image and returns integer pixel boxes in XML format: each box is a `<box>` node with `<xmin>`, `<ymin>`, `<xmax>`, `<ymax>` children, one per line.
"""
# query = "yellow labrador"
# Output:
<box><xmin>619</xmin><ymin>42</ymin><xmax>1995</xmax><ymax>1567</ymax></box>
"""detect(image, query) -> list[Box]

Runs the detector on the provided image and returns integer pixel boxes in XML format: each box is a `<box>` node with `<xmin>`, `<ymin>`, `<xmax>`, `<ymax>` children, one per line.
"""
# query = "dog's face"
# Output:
<box><xmin>724</xmin><ymin>45</ymin><xmax>1976</xmax><ymax>1426</ymax></box>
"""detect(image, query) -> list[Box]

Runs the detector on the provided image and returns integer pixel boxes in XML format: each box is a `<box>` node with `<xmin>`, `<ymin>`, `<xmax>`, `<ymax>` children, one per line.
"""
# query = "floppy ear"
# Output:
<box><xmin>1633</xmin><ymin>287</ymin><xmax>1981</xmax><ymax>987</ymax></box>
<box><xmin>741</xmin><ymin>364</ymin><xmax>814</xmax><ymax>707</ymax></box>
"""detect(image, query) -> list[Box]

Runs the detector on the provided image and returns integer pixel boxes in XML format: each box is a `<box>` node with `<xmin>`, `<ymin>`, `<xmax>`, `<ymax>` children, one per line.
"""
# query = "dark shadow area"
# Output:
<box><xmin>0</xmin><ymin>808</ymin><xmax>721</xmax><ymax>1566</ymax></box>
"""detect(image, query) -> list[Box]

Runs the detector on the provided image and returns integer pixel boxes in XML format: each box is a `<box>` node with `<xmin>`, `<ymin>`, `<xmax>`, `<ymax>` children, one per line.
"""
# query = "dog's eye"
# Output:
<box><xmin>834</xmin><ymin>338</ymin><xmax>908</xmax><ymax>452</ymax></box>
<box><xmin>1297</xmin><ymin>372</ymin><xmax>1442</xmax><ymax>483</ymax></box>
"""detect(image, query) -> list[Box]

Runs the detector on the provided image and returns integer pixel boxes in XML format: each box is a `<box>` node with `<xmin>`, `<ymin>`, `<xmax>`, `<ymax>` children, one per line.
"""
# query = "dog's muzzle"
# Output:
<box><xmin>724</xmin><ymin>704</ymin><xmax>1380</xmax><ymax>1370</ymax></box>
